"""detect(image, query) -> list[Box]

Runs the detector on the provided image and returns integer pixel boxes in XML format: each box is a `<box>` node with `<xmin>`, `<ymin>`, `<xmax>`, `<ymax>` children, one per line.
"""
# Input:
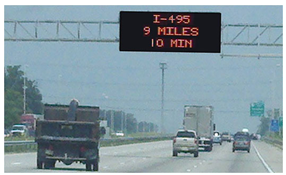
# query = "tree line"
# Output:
<box><xmin>100</xmin><ymin>110</ymin><xmax>158</xmax><ymax>134</ymax></box>
<box><xmin>4</xmin><ymin>65</ymin><xmax>158</xmax><ymax>135</ymax></box>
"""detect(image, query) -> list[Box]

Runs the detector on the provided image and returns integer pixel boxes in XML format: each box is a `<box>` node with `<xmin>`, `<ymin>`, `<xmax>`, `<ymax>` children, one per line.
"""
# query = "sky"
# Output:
<box><xmin>3</xmin><ymin>5</ymin><xmax>283</xmax><ymax>134</ymax></box>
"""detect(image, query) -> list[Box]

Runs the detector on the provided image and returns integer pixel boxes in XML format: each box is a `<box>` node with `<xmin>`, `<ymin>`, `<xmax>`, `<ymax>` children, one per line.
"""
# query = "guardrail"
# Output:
<box><xmin>5</xmin><ymin>140</ymin><xmax>37</xmax><ymax>153</ymax></box>
<box><xmin>262</xmin><ymin>137</ymin><xmax>283</xmax><ymax>149</ymax></box>
<box><xmin>4</xmin><ymin>136</ymin><xmax>172</xmax><ymax>153</ymax></box>
<box><xmin>5</xmin><ymin>140</ymin><xmax>36</xmax><ymax>146</ymax></box>
<box><xmin>262</xmin><ymin>137</ymin><xmax>283</xmax><ymax>145</ymax></box>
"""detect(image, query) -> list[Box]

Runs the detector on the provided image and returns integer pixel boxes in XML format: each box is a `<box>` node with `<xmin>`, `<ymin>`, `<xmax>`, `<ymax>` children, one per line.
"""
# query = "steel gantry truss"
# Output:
<box><xmin>4</xmin><ymin>20</ymin><xmax>119</xmax><ymax>42</ymax></box>
<box><xmin>221</xmin><ymin>23</ymin><xmax>282</xmax><ymax>47</ymax></box>
<box><xmin>221</xmin><ymin>23</ymin><xmax>282</xmax><ymax>58</ymax></box>
<box><xmin>4</xmin><ymin>20</ymin><xmax>283</xmax><ymax>58</ymax></box>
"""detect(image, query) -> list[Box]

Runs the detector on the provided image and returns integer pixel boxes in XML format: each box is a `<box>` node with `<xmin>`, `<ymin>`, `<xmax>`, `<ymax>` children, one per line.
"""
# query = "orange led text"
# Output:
<box><xmin>157</xmin><ymin>27</ymin><xmax>199</xmax><ymax>36</ymax></box>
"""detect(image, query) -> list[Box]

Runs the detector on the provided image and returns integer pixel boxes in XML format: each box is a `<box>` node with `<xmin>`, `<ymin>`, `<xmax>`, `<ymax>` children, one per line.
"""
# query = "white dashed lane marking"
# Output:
<box><xmin>12</xmin><ymin>162</ymin><xmax>21</xmax><ymax>165</ymax></box>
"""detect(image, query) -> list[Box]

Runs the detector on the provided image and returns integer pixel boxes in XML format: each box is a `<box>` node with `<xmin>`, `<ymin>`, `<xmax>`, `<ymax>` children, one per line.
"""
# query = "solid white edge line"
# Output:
<box><xmin>252</xmin><ymin>142</ymin><xmax>274</xmax><ymax>173</ymax></box>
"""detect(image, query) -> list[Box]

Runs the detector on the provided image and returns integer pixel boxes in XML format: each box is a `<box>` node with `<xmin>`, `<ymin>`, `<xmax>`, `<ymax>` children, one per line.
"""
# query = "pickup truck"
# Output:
<box><xmin>11</xmin><ymin>124</ymin><xmax>28</xmax><ymax>137</ymax></box>
<box><xmin>172</xmin><ymin>130</ymin><xmax>199</xmax><ymax>157</ymax></box>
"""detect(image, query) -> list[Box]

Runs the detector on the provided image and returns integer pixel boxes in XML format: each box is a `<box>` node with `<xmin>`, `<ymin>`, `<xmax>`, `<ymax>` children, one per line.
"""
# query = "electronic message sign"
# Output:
<box><xmin>120</xmin><ymin>11</ymin><xmax>221</xmax><ymax>53</ymax></box>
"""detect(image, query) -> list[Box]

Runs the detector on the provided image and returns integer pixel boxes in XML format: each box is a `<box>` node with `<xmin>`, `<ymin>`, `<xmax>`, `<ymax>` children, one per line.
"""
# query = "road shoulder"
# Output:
<box><xmin>252</xmin><ymin>140</ymin><xmax>283</xmax><ymax>173</ymax></box>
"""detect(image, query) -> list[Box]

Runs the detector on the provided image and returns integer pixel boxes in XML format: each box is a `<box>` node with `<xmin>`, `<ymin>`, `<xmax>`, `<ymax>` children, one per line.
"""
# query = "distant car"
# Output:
<box><xmin>234</xmin><ymin>131</ymin><xmax>250</xmax><ymax>139</ymax></box>
<box><xmin>230</xmin><ymin>134</ymin><xmax>234</xmax><ymax>141</ymax></box>
<box><xmin>250</xmin><ymin>133</ymin><xmax>258</xmax><ymax>140</ymax></box>
<box><xmin>256</xmin><ymin>134</ymin><xmax>261</xmax><ymax>140</ymax></box>
<box><xmin>232</xmin><ymin>136</ymin><xmax>250</xmax><ymax>153</ymax></box>
<box><xmin>221</xmin><ymin>132</ymin><xmax>231</xmax><ymax>142</ymax></box>
<box><xmin>4</xmin><ymin>129</ymin><xmax>11</xmax><ymax>137</ymax></box>
<box><xmin>213</xmin><ymin>131</ymin><xmax>222</xmax><ymax>145</ymax></box>
<box><xmin>173</xmin><ymin>130</ymin><xmax>199</xmax><ymax>157</ymax></box>
<box><xmin>115</xmin><ymin>132</ymin><xmax>124</xmax><ymax>137</ymax></box>
<box><xmin>213</xmin><ymin>135</ymin><xmax>222</xmax><ymax>145</ymax></box>
<box><xmin>10</xmin><ymin>124</ymin><xmax>28</xmax><ymax>137</ymax></box>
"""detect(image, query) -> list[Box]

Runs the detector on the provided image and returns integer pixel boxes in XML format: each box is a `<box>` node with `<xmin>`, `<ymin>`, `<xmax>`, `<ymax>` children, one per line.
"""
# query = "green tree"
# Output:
<box><xmin>257</xmin><ymin>116</ymin><xmax>270</xmax><ymax>136</ymax></box>
<box><xmin>25</xmin><ymin>79</ymin><xmax>43</xmax><ymax>114</ymax></box>
<box><xmin>4</xmin><ymin>89</ymin><xmax>22</xmax><ymax>128</ymax></box>
<box><xmin>4</xmin><ymin>65</ymin><xmax>43</xmax><ymax>128</ymax></box>
<box><xmin>5</xmin><ymin>65</ymin><xmax>24</xmax><ymax>92</ymax></box>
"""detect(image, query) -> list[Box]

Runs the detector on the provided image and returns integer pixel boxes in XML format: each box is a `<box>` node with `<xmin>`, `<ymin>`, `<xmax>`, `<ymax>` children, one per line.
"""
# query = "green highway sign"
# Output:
<box><xmin>279</xmin><ymin>117</ymin><xmax>283</xmax><ymax>127</ymax></box>
<box><xmin>250</xmin><ymin>101</ymin><xmax>264</xmax><ymax>117</ymax></box>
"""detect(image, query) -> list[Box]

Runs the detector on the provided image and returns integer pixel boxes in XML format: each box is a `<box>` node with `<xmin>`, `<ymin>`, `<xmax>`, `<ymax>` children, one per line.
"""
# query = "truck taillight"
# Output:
<box><xmin>80</xmin><ymin>146</ymin><xmax>86</xmax><ymax>152</ymax></box>
<box><xmin>173</xmin><ymin>138</ymin><xmax>176</xmax><ymax>144</ymax></box>
<box><xmin>244</xmin><ymin>141</ymin><xmax>250</xmax><ymax>145</ymax></box>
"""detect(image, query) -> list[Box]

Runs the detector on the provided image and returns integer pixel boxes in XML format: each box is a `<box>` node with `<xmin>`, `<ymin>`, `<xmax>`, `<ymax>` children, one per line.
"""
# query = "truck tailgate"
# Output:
<box><xmin>175</xmin><ymin>137</ymin><xmax>196</xmax><ymax>147</ymax></box>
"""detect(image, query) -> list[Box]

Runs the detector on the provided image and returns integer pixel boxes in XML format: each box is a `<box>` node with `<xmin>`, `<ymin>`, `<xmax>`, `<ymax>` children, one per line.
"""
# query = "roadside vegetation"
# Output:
<box><xmin>5</xmin><ymin>65</ymin><xmax>43</xmax><ymax>129</ymax></box>
<box><xmin>5</xmin><ymin>65</ymin><xmax>159</xmax><ymax>139</ymax></box>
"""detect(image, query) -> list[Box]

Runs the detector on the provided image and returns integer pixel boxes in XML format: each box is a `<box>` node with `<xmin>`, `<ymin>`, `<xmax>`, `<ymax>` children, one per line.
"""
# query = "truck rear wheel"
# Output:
<box><xmin>44</xmin><ymin>160</ymin><xmax>56</xmax><ymax>169</ymax></box>
<box><xmin>86</xmin><ymin>159</ymin><xmax>99</xmax><ymax>171</ymax></box>
<box><xmin>172</xmin><ymin>150</ymin><xmax>178</xmax><ymax>157</ymax></box>
<box><xmin>86</xmin><ymin>163</ymin><xmax>91</xmax><ymax>171</ymax></box>
<box><xmin>37</xmin><ymin>159</ymin><xmax>43</xmax><ymax>169</ymax></box>
<box><xmin>93</xmin><ymin>161</ymin><xmax>99</xmax><ymax>171</ymax></box>
<box><xmin>208</xmin><ymin>145</ymin><xmax>213</xmax><ymax>152</ymax></box>
<box><xmin>194</xmin><ymin>151</ymin><xmax>199</xmax><ymax>157</ymax></box>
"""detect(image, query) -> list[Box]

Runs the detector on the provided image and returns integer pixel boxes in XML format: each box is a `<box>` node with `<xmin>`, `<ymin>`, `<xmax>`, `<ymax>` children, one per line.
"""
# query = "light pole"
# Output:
<box><xmin>121</xmin><ymin>111</ymin><xmax>124</xmax><ymax>132</ymax></box>
<box><xmin>23</xmin><ymin>65</ymin><xmax>28</xmax><ymax>114</ymax></box>
<box><xmin>271</xmin><ymin>64</ymin><xmax>281</xmax><ymax>118</ymax></box>
<box><xmin>269</xmin><ymin>63</ymin><xmax>281</xmax><ymax>135</ymax></box>
<box><xmin>160</xmin><ymin>63</ymin><xmax>167</xmax><ymax>134</ymax></box>
<box><xmin>58</xmin><ymin>74</ymin><xmax>62</xmax><ymax>104</ymax></box>
<box><xmin>102</xmin><ymin>93</ymin><xmax>108</xmax><ymax>119</ymax></box>
<box><xmin>111</xmin><ymin>110</ymin><xmax>114</xmax><ymax>134</ymax></box>
<box><xmin>102</xmin><ymin>93</ymin><xmax>113</xmax><ymax>134</ymax></box>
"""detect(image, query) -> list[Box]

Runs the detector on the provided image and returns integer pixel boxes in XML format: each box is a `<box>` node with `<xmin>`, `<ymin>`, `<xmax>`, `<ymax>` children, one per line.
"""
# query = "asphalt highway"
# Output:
<box><xmin>4</xmin><ymin>139</ymin><xmax>282</xmax><ymax>173</ymax></box>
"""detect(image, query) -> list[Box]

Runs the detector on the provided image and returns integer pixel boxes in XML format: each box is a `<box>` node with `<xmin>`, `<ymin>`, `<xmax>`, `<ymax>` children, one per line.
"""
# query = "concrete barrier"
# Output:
<box><xmin>5</xmin><ymin>136</ymin><xmax>172</xmax><ymax>153</ymax></box>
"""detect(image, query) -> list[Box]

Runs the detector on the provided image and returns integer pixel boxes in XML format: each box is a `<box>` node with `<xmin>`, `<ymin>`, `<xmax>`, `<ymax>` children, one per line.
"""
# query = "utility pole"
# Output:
<box><xmin>121</xmin><ymin>111</ymin><xmax>124</xmax><ymax>133</ymax></box>
<box><xmin>23</xmin><ymin>65</ymin><xmax>27</xmax><ymax>114</ymax></box>
<box><xmin>124</xmin><ymin>112</ymin><xmax>127</xmax><ymax>134</ymax></box>
<box><xmin>160</xmin><ymin>63</ymin><xmax>167</xmax><ymax>134</ymax></box>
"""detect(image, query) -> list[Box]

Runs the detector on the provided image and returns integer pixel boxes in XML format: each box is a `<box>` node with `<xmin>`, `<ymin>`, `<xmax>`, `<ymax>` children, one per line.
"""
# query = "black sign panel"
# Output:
<box><xmin>120</xmin><ymin>11</ymin><xmax>221</xmax><ymax>53</ymax></box>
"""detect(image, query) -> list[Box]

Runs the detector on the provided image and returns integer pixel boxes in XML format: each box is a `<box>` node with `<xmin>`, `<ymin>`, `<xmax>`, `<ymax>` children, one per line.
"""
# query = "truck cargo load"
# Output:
<box><xmin>35</xmin><ymin>100</ymin><xmax>100</xmax><ymax>171</ymax></box>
